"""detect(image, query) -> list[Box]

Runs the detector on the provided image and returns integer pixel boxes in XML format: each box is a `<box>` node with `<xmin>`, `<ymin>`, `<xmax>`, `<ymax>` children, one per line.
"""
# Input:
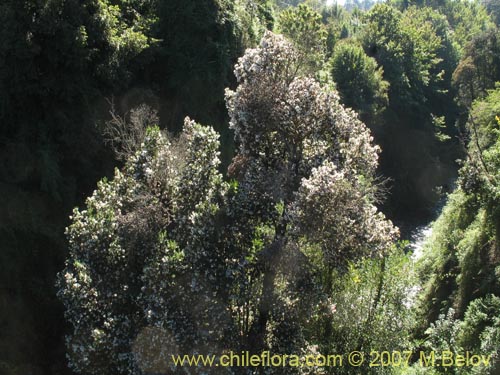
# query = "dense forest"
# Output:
<box><xmin>1</xmin><ymin>0</ymin><xmax>499</xmax><ymax>374</ymax></box>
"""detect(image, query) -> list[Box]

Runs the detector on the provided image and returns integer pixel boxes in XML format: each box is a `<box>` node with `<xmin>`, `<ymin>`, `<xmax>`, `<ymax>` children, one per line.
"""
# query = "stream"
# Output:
<box><xmin>405</xmin><ymin>223</ymin><xmax>433</xmax><ymax>307</ymax></box>
<box><xmin>407</xmin><ymin>179</ymin><xmax>454</xmax><ymax>261</ymax></box>
<box><xmin>404</xmin><ymin>185</ymin><xmax>453</xmax><ymax>306</ymax></box>
<box><xmin>409</xmin><ymin>224</ymin><xmax>433</xmax><ymax>261</ymax></box>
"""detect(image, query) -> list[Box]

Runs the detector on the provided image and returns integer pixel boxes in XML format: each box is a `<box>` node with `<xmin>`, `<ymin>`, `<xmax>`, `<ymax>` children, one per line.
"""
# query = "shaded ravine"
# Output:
<box><xmin>405</xmin><ymin>183</ymin><xmax>455</xmax><ymax>307</ymax></box>
<box><xmin>405</xmin><ymin>223</ymin><xmax>434</xmax><ymax>307</ymax></box>
<box><xmin>407</xmin><ymin>181</ymin><xmax>454</xmax><ymax>260</ymax></box>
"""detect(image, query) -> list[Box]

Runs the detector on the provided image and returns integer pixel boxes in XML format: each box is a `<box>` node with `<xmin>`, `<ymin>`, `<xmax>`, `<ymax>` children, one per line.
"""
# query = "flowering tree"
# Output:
<box><xmin>225</xmin><ymin>31</ymin><xmax>398</xmax><ymax>356</ymax></box>
<box><xmin>57</xmin><ymin>120</ymin><xmax>237</xmax><ymax>374</ymax></box>
<box><xmin>58</xmin><ymin>31</ymin><xmax>398</xmax><ymax>374</ymax></box>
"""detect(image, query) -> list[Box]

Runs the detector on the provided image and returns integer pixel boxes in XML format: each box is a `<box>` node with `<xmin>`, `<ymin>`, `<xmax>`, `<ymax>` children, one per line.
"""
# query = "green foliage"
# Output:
<box><xmin>278</xmin><ymin>4</ymin><xmax>328</xmax><ymax>72</ymax></box>
<box><xmin>403</xmin><ymin>6</ymin><xmax>459</xmax><ymax>106</ymax></box>
<box><xmin>0</xmin><ymin>0</ymin><xmax>153</xmax><ymax>371</ymax></box>
<box><xmin>330</xmin><ymin>40</ymin><xmax>388</xmax><ymax>118</ymax></box>
<box><xmin>0</xmin><ymin>0</ymin><xmax>152</xmax><ymax>196</ymax></box>
<box><xmin>416</xmin><ymin>189</ymin><xmax>478</xmax><ymax>327</ymax></box>
<box><xmin>359</xmin><ymin>3</ymin><xmax>459</xmax><ymax>219</ymax></box>
<box><xmin>362</xmin><ymin>4</ymin><xmax>449</xmax><ymax>110</ymax></box>
<box><xmin>421</xmin><ymin>296</ymin><xmax>500</xmax><ymax>374</ymax></box>
<box><xmin>235</xmin><ymin>0</ymin><xmax>275</xmax><ymax>47</ymax></box>
<box><xmin>420</xmin><ymin>311</ymin><xmax>457</xmax><ymax>371</ymax></box>
<box><xmin>453</xmin><ymin>29</ymin><xmax>500</xmax><ymax>108</ymax></box>
<box><xmin>417</xmin><ymin>86</ymin><xmax>500</xmax><ymax>374</ymax></box>
<box><xmin>361</xmin><ymin>4</ymin><xmax>407</xmax><ymax>99</ymax></box>
<box><xmin>463</xmin><ymin>85</ymin><xmax>500</xmax><ymax>206</ymax></box>
<box><xmin>391</xmin><ymin>1</ymin><xmax>494</xmax><ymax>51</ymax></box>
<box><xmin>457</xmin><ymin>295</ymin><xmax>500</xmax><ymax>352</ymax></box>
<box><xmin>314</xmin><ymin>247</ymin><xmax>415</xmax><ymax>375</ymax></box>
<box><xmin>154</xmin><ymin>0</ymin><xmax>242</xmax><ymax>125</ymax></box>
<box><xmin>483</xmin><ymin>0</ymin><xmax>500</xmax><ymax>26</ymax></box>
<box><xmin>321</xmin><ymin>4</ymin><xmax>352</xmax><ymax>54</ymax></box>
<box><xmin>435</xmin><ymin>0</ymin><xmax>494</xmax><ymax>53</ymax></box>
<box><xmin>432</xmin><ymin>114</ymin><xmax>451</xmax><ymax>142</ymax></box>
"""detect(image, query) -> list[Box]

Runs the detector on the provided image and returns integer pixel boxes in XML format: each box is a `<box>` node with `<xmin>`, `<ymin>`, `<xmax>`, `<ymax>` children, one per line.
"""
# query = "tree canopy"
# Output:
<box><xmin>2</xmin><ymin>0</ymin><xmax>500</xmax><ymax>373</ymax></box>
<box><xmin>58</xmin><ymin>31</ymin><xmax>399</xmax><ymax>374</ymax></box>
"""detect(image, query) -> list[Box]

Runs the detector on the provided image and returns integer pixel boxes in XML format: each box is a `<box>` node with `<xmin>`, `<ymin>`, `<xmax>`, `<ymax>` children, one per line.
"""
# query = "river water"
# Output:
<box><xmin>408</xmin><ymin>224</ymin><xmax>433</xmax><ymax>261</ymax></box>
<box><xmin>404</xmin><ymin>188</ymin><xmax>452</xmax><ymax>306</ymax></box>
<box><xmin>405</xmin><ymin>224</ymin><xmax>433</xmax><ymax>307</ymax></box>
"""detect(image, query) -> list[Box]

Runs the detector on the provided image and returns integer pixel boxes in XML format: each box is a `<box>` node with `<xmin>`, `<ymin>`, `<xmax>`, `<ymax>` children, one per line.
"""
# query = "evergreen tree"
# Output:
<box><xmin>330</xmin><ymin>40</ymin><xmax>388</xmax><ymax>118</ymax></box>
<box><xmin>58</xmin><ymin>32</ymin><xmax>398</xmax><ymax>374</ymax></box>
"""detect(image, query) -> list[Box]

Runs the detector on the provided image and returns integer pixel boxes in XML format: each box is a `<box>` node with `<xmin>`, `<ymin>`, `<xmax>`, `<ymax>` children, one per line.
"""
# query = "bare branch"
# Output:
<box><xmin>102</xmin><ymin>98</ymin><xmax>159</xmax><ymax>161</ymax></box>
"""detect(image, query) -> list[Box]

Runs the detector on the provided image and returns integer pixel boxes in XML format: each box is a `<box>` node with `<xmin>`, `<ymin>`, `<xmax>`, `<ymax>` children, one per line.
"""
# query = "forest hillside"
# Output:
<box><xmin>1</xmin><ymin>0</ymin><xmax>499</xmax><ymax>374</ymax></box>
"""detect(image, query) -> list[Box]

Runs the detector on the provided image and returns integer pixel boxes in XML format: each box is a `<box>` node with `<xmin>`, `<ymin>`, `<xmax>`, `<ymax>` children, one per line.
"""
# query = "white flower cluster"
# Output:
<box><xmin>290</xmin><ymin>161</ymin><xmax>399</xmax><ymax>267</ymax></box>
<box><xmin>226</xmin><ymin>31</ymin><xmax>393</xmax><ymax>243</ymax></box>
<box><xmin>58</xmin><ymin>123</ymin><xmax>235</xmax><ymax>374</ymax></box>
<box><xmin>58</xmin><ymin>31</ymin><xmax>399</xmax><ymax>375</ymax></box>
<box><xmin>226</xmin><ymin>32</ymin><xmax>380</xmax><ymax>190</ymax></box>
<box><xmin>223</xmin><ymin>31</ymin><xmax>398</xmax><ymax>360</ymax></box>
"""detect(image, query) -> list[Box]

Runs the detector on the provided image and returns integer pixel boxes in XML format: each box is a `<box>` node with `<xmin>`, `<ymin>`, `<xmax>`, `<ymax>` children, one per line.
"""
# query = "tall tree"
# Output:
<box><xmin>277</xmin><ymin>4</ymin><xmax>328</xmax><ymax>73</ymax></box>
<box><xmin>329</xmin><ymin>40</ymin><xmax>389</xmax><ymax>119</ymax></box>
<box><xmin>58</xmin><ymin>32</ymin><xmax>398</xmax><ymax>374</ymax></box>
<box><xmin>360</xmin><ymin>4</ymin><xmax>459</xmax><ymax>221</ymax></box>
<box><xmin>453</xmin><ymin>28</ymin><xmax>500</xmax><ymax>108</ymax></box>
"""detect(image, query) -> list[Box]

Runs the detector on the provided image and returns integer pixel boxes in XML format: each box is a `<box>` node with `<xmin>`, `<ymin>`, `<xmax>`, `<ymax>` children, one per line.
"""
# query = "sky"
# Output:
<box><xmin>326</xmin><ymin>0</ymin><xmax>346</xmax><ymax>6</ymax></box>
